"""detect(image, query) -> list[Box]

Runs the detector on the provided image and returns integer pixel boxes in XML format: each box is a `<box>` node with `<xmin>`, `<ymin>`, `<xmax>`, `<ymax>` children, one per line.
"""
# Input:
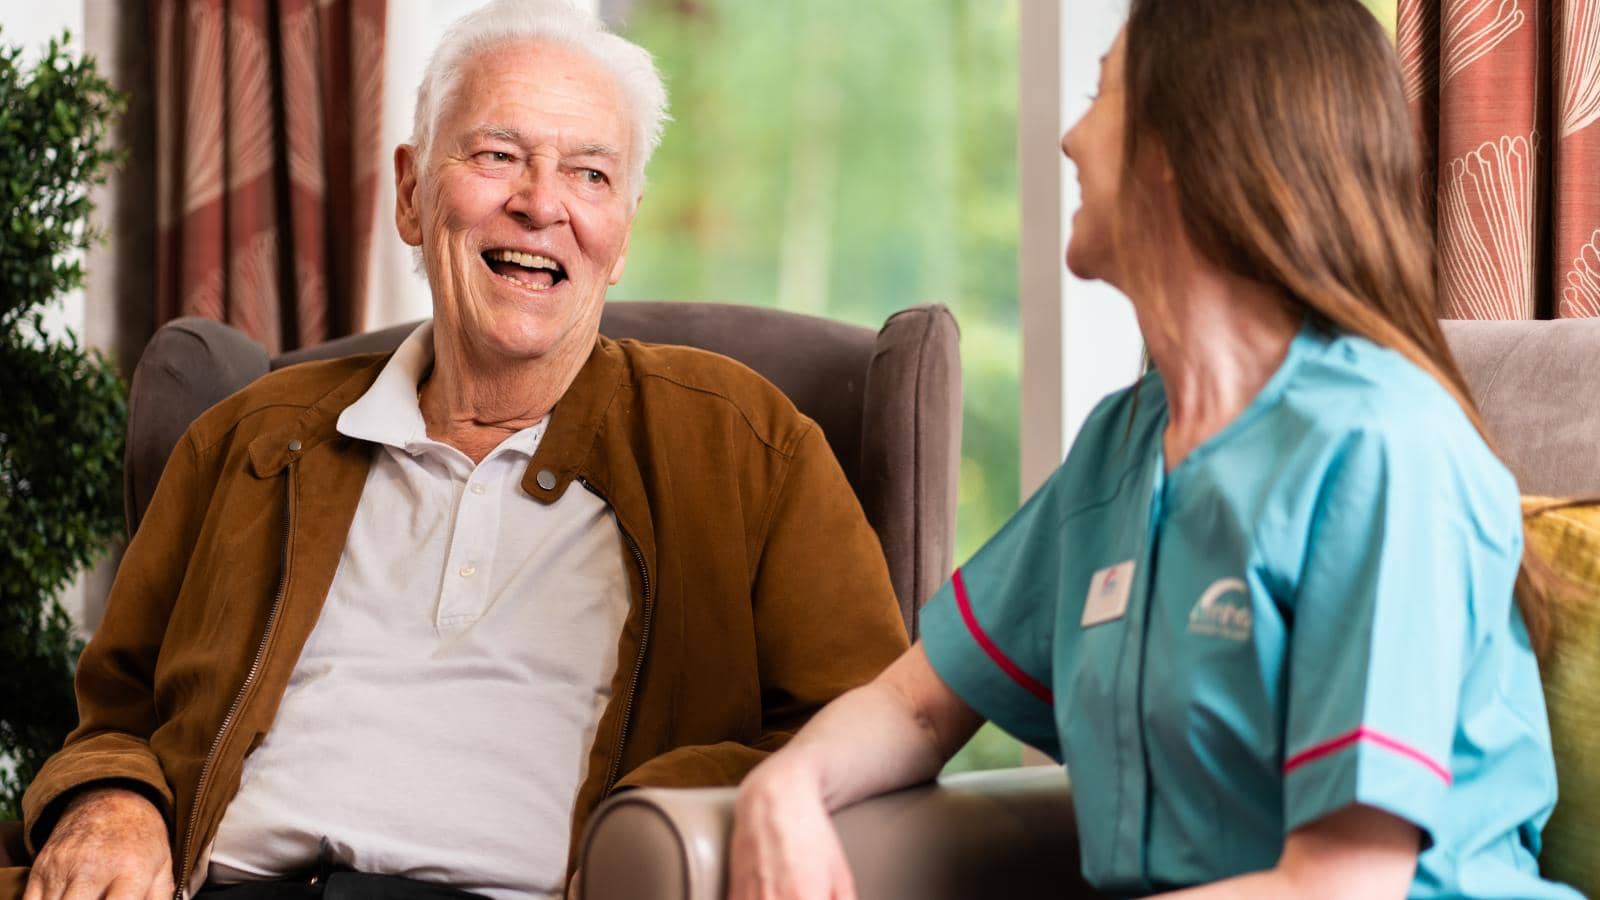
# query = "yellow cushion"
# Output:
<box><xmin>1521</xmin><ymin>497</ymin><xmax>1600</xmax><ymax>896</ymax></box>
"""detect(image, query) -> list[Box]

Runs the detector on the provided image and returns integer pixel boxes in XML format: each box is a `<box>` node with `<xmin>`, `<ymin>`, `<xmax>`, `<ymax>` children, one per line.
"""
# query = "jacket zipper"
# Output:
<box><xmin>578</xmin><ymin>476</ymin><xmax>654</xmax><ymax>795</ymax></box>
<box><xmin>173</xmin><ymin>462</ymin><xmax>295</xmax><ymax>899</ymax></box>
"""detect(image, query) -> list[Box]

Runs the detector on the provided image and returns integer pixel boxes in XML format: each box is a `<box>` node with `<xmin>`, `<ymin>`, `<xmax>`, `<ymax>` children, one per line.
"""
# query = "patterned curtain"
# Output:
<box><xmin>1399</xmin><ymin>0</ymin><xmax>1600</xmax><ymax>319</ymax></box>
<box><xmin>153</xmin><ymin>0</ymin><xmax>386</xmax><ymax>354</ymax></box>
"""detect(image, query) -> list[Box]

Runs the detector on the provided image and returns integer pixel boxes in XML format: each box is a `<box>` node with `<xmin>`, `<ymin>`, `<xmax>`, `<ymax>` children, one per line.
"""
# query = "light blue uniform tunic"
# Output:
<box><xmin>921</xmin><ymin>324</ymin><xmax>1580</xmax><ymax>898</ymax></box>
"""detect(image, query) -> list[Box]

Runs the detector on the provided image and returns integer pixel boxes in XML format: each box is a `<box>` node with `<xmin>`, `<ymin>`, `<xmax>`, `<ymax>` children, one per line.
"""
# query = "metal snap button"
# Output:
<box><xmin>287</xmin><ymin>439</ymin><xmax>303</xmax><ymax>452</ymax></box>
<box><xmin>536</xmin><ymin>469</ymin><xmax>557</xmax><ymax>490</ymax></box>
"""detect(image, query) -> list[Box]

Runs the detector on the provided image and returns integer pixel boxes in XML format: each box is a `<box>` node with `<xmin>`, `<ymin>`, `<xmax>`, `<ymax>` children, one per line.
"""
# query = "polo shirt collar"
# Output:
<box><xmin>337</xmin><ymin>321</ymin><xmax>434</xmax><ymax>451</ymax></box>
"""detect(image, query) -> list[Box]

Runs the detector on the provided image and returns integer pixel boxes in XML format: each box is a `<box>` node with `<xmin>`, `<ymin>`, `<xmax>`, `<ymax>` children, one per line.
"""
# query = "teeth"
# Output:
<box><xmin>487</xmin><ymin>248</ymin><xmax>561</xmax><ymax>271</ymax></box>
<box><xmin>492</xmin><ymin>270</ymin><xmax>551</xmax><ymax>291</ymax></box>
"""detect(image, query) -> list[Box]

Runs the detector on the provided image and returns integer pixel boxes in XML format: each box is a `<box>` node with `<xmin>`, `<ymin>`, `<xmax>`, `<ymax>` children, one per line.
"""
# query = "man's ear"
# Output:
<box><xmin>395</xmin><ymin>144</ymin><xmax>424</xmax><ymax>247</ymax></box>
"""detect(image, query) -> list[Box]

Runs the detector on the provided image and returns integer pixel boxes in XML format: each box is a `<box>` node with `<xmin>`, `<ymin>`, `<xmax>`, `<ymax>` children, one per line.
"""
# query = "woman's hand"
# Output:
<box><xmin>726</xmin><ymin>645</ymin><xmax>981</xmax><ymax>900</ymax></box>
<box><xmin>729</xmin><ymin>757</ymin><xmax>856</xmax><ymax>900</ymax></box>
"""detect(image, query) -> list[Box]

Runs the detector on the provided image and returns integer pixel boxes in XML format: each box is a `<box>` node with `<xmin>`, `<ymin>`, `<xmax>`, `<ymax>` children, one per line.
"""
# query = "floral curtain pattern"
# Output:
<box><xmin>153</xmin><ymin>0</ymin><xmax>386</xmax><ymax>354</ymax></box>
<box><xmin>1399</xmin><ymin>0</ymin><xmax>1600</xmax><ymax>319</ymax></box>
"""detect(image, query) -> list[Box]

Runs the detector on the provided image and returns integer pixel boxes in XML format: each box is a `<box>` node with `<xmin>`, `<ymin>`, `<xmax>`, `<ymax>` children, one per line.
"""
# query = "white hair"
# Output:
<box><xmin>410</xmin><ymin>0</ymin><xmax>669</xmax><ymax>200</ymax></box>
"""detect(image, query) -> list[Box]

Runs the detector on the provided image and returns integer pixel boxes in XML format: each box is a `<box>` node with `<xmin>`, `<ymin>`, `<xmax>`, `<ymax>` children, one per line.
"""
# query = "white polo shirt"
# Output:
<box><xmin>204</xmin><ymin>322</ymin><xmax>631</xmax><ymax>899</ymax></box>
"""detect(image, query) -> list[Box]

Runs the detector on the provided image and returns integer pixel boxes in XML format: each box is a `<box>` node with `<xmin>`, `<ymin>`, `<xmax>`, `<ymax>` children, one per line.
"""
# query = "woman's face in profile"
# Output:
<box><xmin>1061</xmin><ymin>29</ymin><xmax>1128</xmax><ymax>287</ymax></box>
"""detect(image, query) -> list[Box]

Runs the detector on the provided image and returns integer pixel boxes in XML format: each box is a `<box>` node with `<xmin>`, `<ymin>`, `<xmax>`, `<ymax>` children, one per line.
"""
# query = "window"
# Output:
<box><xmin>609</xmin><ymin>0</ymin><xmax>1025</xmax><ymax>771</ymax></box>
<box><xmin>1363</xmin><ymin>0</ymin><xmax>1398</xmax><ymax>34</ymax></box>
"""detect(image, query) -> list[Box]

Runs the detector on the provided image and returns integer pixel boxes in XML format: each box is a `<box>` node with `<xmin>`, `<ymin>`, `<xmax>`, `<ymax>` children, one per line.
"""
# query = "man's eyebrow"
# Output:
<box><xmin>471</xmin><ymin>124</ymin><xmax>523</xmax><ymax>143</ymax></box>
<box><xmin>571</xmin><ymin>143</ymin><xmax>622</xmax><ymax>159</ymax></box>
<box><xmin>466</xmin><ymin>128</ymin><xmax>619</xmax><ymax>160</ymax></box>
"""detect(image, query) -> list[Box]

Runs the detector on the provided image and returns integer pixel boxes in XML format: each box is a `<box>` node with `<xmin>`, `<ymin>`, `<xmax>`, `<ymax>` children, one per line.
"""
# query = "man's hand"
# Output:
<box><xmin>22</xmin><ymin>786</ymin><xmax>174</xmax><ymax>900</ymax></box>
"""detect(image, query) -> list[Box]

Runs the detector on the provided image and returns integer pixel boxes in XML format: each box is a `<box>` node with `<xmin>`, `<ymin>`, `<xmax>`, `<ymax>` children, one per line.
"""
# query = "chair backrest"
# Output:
<box><xmin>125</xmin><ymin>301</ymin><xmax>962</xmax><ymax>637</ymax></box>
<box><xmin>1441</xmin><ymin>318</ymin><xmax>1600</xmax><ymax>496</ymax></box>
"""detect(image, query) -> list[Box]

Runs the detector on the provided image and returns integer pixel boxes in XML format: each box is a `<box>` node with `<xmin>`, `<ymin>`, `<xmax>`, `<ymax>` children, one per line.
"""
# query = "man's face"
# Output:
<box><xmin>395</xmin><ymin>39</ymin><xmax>636</xmax><ymax>365</ymax></box>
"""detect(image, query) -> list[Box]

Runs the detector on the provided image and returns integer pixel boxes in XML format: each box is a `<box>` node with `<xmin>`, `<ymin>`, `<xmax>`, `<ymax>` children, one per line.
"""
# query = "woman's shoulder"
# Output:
<box><xmin>1288</xmin><ymin>328</ymin><xmax>1456</xmax><ymax>418</ymax></box>
<box><xmin>1280</xmin><ymin>328</ymin><xmax>1521</xmax><ymax>535</ymax></box>
<box><xmin>1042</xmin><ymin>374</ymin><xmax>1166</xmax><ymax>512</ymax></box>
<box><xmin>1078</xmin><ymin>368</ymin><xmax>1165</xmax><ymax>442</ymax></box>
<box><xmin>1276</xmin><ymin>328</ymin><xmax>1488</xmax><ymax>456</ymax></box>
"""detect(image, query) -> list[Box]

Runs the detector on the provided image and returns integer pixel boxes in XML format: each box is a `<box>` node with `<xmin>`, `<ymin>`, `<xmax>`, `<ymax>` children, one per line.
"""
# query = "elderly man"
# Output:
<box><xmin>14</xmin><ymin>2</ymin><xmax>907</xmax><ymax>898</ymax></box>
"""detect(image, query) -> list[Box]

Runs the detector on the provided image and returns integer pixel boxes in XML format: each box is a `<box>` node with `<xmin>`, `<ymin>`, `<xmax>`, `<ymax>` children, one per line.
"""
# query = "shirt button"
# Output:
<box><xmin>469</xmin><ymin>483</ymin><xmax>486</xmax><ymax>495</ymax></box>
<box><xmin>459</xmin><ymin>563</ymin><xmax>477</xmax><ymax>578</ymax></box>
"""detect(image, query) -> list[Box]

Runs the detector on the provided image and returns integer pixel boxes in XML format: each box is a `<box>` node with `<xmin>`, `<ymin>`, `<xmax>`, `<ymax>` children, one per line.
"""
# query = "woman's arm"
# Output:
<box><xmin>728</xmin><ymin>642</ymin><xmax>983</xmax><ymax>900</ymax></box>
<box><xmin>1155</xmin><ymin>805</ymin><xmax>1419</xmax><ymax>900</ymax></box>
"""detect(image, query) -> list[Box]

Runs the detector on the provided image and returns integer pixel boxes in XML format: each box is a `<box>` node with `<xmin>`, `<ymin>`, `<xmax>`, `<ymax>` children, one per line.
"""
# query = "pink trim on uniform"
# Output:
<box><xmin>1284</xmin><ymin>727</ymin><xmax>1452</xmax><ymax>785</ymax></box>
<box><xmin>952</xmin><ymin>568</ymin><xmax>1053</xmax><ymax>704</ymax></box>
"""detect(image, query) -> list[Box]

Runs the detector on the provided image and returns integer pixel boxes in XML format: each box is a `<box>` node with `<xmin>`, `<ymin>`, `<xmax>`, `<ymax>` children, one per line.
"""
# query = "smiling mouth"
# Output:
<box><xmin>483</xmin><ymin>248</ymin><xmax>567</xmax><ymax>291</ymax></box>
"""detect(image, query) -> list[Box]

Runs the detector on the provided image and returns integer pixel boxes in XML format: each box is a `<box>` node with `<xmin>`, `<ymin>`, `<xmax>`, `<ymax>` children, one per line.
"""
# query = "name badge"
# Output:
<box><xmin>1082</xmin><ymin>560</ymin><xmax>1135</xmax><ymax>627</ymax></box>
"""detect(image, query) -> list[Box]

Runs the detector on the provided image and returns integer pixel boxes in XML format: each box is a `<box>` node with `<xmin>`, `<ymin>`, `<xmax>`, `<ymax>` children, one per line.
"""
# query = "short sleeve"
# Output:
<box><xmin>1282</xmin><ymin>425</ymin><xmax>1519</xmax><ymax>844</ymax></box>
<box><xmin>921</xmin><ymin>472</ymin><xmax>1066</xmax><ymax>758</ymax></box>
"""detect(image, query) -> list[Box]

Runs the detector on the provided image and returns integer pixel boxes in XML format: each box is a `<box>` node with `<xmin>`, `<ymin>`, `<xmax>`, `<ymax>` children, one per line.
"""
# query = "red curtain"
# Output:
<box><xmin>1399</xmin><ymin>0</ymin><xmax>1600</xmax><ymax>319</ymax></box>
<box><xmin>153</xmin><ymin>0</ymin><xmax>386</xmax><ymax>354</ymax></box>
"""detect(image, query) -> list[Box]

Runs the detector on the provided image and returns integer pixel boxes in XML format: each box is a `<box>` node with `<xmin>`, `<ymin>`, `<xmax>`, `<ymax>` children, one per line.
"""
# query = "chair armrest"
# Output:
<box><xmin>578</xmin><ymin>766</ymin><xmax>1095</xmax><ymax>900</ymax></box>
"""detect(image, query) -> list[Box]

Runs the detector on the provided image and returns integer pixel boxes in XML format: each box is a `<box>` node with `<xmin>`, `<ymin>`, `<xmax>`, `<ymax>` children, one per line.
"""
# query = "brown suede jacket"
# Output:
<box><xmin>19</xmin><ymin>334</ymin><xmax>908</xmax><ymax>891</ymax></box>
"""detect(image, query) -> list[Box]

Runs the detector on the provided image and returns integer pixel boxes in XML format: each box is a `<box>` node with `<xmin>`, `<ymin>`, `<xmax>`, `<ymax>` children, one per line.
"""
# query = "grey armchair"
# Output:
<box><xmin>575</xmin><ymin>318</ymin><xmax>1600</xmax><ymax>900</ymax></box>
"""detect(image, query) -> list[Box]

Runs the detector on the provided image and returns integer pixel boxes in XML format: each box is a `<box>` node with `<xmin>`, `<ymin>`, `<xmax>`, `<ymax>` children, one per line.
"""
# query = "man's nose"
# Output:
<box><xmin>506</xmin><ymin>162</ymin><xmax>567</xmax><ymax>228</ymax></box>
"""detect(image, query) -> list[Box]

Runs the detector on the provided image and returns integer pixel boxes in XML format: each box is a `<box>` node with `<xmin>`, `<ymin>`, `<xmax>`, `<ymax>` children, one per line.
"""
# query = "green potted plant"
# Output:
<box><xmin>0</xmin><ymin>29</ymin><xmax>127</xmax><ymax>821</ymax></box>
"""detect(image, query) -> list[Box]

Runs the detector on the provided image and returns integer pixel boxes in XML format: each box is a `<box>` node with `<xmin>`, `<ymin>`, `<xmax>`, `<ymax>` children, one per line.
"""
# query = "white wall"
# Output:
<box><xmin>1058</xmin><ymin>3</ymin><xmax>1143</xmax><ymax>457</ymax></box>
<box><xmin>1018</xmin><ymin>0</ymin><xmax>1144</xmax><ymax>500</ymax></box>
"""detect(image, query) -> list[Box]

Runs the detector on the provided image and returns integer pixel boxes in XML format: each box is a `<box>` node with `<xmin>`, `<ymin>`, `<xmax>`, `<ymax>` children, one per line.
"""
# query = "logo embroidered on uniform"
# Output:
<box><xmin>1188</xmin><ymin>577</ymin><xmax>1252</xmax><ymax>641</ymax></box>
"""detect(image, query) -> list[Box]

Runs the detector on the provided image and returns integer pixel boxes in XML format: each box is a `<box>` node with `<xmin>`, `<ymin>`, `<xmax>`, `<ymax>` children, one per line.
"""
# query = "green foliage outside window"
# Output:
<box><xmin>1362</xmin><ymin>0</ymin><xmax>1398</xmax><ymax>35</ymax></box>
<box><xmin>0</xmin><ymin>31</ymin><xmax>127</xmax><ymax>820</ymax></box>
<box><xmin>612</xmin><ymin>0</ymin><xmax>1024</xmax><ymax>771</ymax></box>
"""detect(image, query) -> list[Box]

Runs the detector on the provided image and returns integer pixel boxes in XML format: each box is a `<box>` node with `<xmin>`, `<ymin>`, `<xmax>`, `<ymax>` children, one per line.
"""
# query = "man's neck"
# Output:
<box><xmin>419</xmin><ymin>333</ymin><xmax>591</xmax><ymax>464</ymax></box>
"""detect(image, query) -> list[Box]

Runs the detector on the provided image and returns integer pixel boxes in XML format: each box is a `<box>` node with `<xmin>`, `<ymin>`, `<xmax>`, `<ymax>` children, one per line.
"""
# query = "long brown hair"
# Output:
<box><xmin>1116</xmin><ymin>0</ymin><xmax>1551</xmax><ymax>650</ymax></box>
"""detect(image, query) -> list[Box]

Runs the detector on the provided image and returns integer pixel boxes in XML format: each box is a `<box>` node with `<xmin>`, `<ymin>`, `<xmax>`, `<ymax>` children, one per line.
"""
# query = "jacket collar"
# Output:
<box><xmin>247</xmin><ymin>355</ymin><xmax>389</xmax><ymax>477</ymax></box>
<box><xmin>244</xmin><ymin>333</ymin><xmax>628</xmax><ymax>491</ymax></box>
<box><xmin>521</xmin><ymin>335</ymin><xmax>627</xmax><ymax>503</ymax></box>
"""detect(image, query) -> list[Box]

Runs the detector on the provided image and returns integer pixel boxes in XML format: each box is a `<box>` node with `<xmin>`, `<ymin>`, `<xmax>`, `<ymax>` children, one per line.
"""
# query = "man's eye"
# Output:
<box><xmin>477</xmin><ymin>151</ymin><xmax>514</xmax><ymax>164</ymax></box>
<box><xmin>580</xmin><ymin>169</ymin><xmax>608</xmax><ymax>185</ymax></box>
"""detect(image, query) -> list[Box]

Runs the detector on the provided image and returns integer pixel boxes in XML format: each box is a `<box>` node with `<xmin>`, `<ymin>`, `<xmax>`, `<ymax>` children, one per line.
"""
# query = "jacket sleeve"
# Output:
<box><xmin>616</xmin><ymin>422</ymin><xmax>910</xmax><ymax>789</ymax></box>
<box><xmin>19</xmin><ymin>432</ymin><xmax>209</xmax><ymax>854</ymax></box>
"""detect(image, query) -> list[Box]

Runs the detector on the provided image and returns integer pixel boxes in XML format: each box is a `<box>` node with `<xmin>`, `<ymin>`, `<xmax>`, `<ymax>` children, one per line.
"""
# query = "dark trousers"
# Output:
<box><xmin>195</xmin><ymin>872</ymin><xmax>492</xmax><ymax>900</ymax></box>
